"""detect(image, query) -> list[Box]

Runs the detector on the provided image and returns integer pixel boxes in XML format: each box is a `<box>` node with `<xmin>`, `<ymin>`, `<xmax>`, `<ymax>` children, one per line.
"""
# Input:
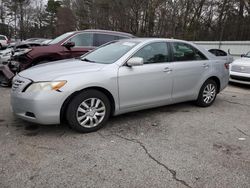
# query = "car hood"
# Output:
<box><xmin>232</xmin><ymin>57</ymin><xmax>250</xmax><ymax>65</ymax></box>
<box><xmin>19</xmin><ymin>58</ymin><xmax>106</xmax><ymax>81</ymax></box>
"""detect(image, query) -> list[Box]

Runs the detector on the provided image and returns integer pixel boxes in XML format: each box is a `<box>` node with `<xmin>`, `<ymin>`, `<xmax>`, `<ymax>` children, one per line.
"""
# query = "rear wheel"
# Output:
<box><xmin>66</xmin><ymin>89</ymin><xmax>111</xmax><ymax>133</ymax></box>
<box><xmin>196</xmin><ymin>79</ymin><xmax>218</xmax><ymax>107</ymax></box>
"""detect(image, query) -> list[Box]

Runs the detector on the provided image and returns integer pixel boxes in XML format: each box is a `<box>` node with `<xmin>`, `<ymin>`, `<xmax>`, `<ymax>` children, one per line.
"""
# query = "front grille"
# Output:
<box><xmin>230</xmin><ymin>75</ymin><xmax>250</xmax><ymax>82</ymax></box>
<box><xmin>12</xmin><ymin>75</ymin><xmax>32</xmax><ymax>92</ymax></box>
<box><xmin>231</xmin><ymin>65</ymin><xmax>250</xmax><ymax>73</ymax></box>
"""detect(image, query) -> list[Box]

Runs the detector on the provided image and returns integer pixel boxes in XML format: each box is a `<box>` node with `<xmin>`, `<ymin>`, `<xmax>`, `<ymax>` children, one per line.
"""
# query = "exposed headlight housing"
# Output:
<box><xmin>24</xmin><ymin>81</ymin><xmax>67</xmax><ymax>92</ymax></box>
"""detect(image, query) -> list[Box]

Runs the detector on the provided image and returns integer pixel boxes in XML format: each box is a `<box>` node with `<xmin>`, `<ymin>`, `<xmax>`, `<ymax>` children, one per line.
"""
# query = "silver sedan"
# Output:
<box><xmin>11</xmin><ymin>38</ymin><xmax>229</xmax><ymax>132</ymax></box>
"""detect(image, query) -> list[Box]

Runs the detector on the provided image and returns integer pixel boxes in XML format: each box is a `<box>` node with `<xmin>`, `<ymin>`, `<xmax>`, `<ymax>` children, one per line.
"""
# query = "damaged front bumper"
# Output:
<box><xmin>0</xmin><ymin>61</ymin><xmax>20</xmax><ymax>85</ymax></box>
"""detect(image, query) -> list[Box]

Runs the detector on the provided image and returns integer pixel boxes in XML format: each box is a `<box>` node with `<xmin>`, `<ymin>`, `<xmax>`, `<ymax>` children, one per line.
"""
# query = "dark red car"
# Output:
<box><xmin>0</xmin><ymin>29</ymin><xmax>134</xmax><ymax>85</ymax></box>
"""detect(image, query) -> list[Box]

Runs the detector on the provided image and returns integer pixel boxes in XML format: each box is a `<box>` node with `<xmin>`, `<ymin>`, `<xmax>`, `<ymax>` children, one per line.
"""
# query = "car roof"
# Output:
<box><xmin>74</xmin><ymin>29</ymin><xmax>134</xmax><ymax>37</ymax></box>
<box><xmin>117</xmin><ymin>38</ymin><xmax>194</xmax><ymax>43</ymax></box>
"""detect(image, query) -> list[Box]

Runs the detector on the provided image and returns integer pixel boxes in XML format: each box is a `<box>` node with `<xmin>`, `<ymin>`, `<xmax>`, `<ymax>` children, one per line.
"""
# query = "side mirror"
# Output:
<box><xmin>63</xmin><ymin>41</ymin><xmax>75</xmax><ymax>49</ymax></box>
<box><xmin>241</xmin><ymin>54</ymin><xmax>245</xmax><ymax>58</ymax></box>
<box><xmin>127</xmin><ymin>57</ymin><xmax>144</xmax><ymax>67</ymax></box>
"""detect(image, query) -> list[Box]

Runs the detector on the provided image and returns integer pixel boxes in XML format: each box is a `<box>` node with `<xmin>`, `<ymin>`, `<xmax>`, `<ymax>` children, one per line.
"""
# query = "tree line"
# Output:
<box><xmin>0</xmin><ymin>0</ymin><xmax>250</xmax><ymax>41</ymax></box>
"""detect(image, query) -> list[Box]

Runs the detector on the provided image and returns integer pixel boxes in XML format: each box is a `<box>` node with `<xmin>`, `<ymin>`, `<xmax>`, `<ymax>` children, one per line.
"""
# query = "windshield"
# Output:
<box><xmin>80</xmin><ymin>41</ymin><xmax>139</xmax><ymax>64</ymax></box>
<box><xmin>49</xmin><ymin>32</ymin><xmax>74</xmax><ymax>45</ymax></box>
<box><xmin>245</xmin><ymin>52</ymin><xmax>250</xmax><ymax>58</ymax></box>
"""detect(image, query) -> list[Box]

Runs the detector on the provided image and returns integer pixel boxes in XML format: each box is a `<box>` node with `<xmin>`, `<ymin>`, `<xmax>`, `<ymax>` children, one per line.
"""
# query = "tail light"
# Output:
<box><xmin>224</xmin><ymin>63</ymin><xmax>229</xmax><ymax>70</ymax></box>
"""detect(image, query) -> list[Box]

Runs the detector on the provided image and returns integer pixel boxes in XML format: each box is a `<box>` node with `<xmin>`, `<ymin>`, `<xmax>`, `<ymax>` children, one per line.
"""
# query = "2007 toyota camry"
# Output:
<box><xmin>11</xmin><ymin>38</ymin><xmax>229</xmax><ymax>133</ymax></box>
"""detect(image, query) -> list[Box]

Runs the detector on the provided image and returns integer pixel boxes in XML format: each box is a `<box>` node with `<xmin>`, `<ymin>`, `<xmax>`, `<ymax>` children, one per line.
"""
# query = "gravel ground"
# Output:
<box><xmin>0</xmin><ymin>83</ymin><xmax>250</xmax><ymax>188</ymax></box>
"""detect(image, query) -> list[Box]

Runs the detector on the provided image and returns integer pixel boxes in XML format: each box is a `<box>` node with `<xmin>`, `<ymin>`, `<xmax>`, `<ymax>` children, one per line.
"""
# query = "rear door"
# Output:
<box><xmin>118</xmin><ymin>42</ymin><xmax>174</xmax><ymax>110</ymax></box>
<box><xmin>170</xmin><ymin>42</ymin><xmax>210</xmax><ymax>101</ymax></box>
<box><xmin>62</xmin><ymin>33</ymin><xmax>94</xmax><ymax>58</ymax></box>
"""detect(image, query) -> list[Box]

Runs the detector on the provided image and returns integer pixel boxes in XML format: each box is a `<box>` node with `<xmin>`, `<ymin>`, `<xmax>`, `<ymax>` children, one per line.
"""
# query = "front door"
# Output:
<box><xmin>62</xmin><ymin>33</ymin><xmax>94</xmax><ymax>58</ymax></box>
<box><xmin>118</xmin><ymin>42</ymin><xmax>173</xmax><ymax>110</ymax></box>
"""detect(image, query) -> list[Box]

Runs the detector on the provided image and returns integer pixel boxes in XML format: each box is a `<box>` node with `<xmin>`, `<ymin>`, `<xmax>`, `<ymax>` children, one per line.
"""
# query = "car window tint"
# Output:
<box><xmin>172</xmin><ymin>42</ymin><xmax>207</xmax><ymax>61</ymax></box>
<box><xmin>217</xmin><ymin>50</ymin><xmax>227</xmax><ymax>56</ymax></box>
<box><xmin>132</xmin><ymin>42</ymin><xmax>169</xmax><ymax>64</ymax></box>
<box><xmin>69</xmin><ymin>33</ymin><xmax>93</xmax><ymax>47</ymax></box>
<box><xmin>209</xmin><ymin>49</ymin><xmax>227</xmax><ymax>56</ymax></box>
<box><xmin>116</xmin><ymin>36</ymin><xmax>129</xmax><ymax>40</ymax></box>
<box><xmin>94</xmin><ymin>34</ymin><xmax>117</xmax><ymax>46</ymax></box>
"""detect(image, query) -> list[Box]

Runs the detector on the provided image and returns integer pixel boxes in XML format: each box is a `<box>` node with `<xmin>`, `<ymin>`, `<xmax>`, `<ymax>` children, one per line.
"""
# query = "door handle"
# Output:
<box><xmin>202</xmin><ymin>63</ymin><xmax>209</xmax><ymax>68</ymax></box>
<box><xmin>163</xmin><ymin>67</ymin><xmax>172</xmax><ymax>73</ymax></box>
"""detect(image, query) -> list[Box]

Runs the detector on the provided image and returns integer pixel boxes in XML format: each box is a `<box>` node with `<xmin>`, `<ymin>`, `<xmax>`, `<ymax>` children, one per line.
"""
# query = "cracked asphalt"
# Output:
<box><xmin>0</xmin><ymin>83</ymin><xmax>250</xmax><ymax>188</ymax></box>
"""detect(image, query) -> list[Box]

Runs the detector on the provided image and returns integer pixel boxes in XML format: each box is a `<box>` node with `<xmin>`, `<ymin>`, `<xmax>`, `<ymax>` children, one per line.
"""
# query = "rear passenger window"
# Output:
<box><xmin>172</xmin><ymin>42</ymin><xmax>207</xmax><ymax>61</ymax></box>
<box><xmin>94</xmin><ymin>34</ymin><xmax>117</xmax><ymax>46</ymax></box>
<box><xmin>69</xmin><ymin>33</ymin><xmax>93</xmax><ymax>47</ymax></box>
<box><xmin>132</xmin><ymin>42</ymin><xmax>170</xmax><ymax>64</ymax></box>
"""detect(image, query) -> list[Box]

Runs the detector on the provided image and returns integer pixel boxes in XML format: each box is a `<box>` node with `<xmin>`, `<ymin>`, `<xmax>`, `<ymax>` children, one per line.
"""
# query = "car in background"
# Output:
<box><xmin>0</xmin><ymin>35</ymin><xmax>9</xmax><ymax>49</ymax></box>
<box><xmin>230</xmin><ymin>51</ymin><xmax>250</xmax><ymax>85</ymax></box>
<box><xmin>0</xmin><ymin>48</ymin><xmax>12</xmax><ymax>64</ymax></box>
<box><xmin>11</xmin><ymin>38</ymin><xmax>229</xmax><ymax>133</ymax></box>
<box><xmin>25</xmin><ymin>38</ymin><xmax>51</xmax><ymax>44</ymax></box>
<box><xmin>0</xmin><ymin>41</ymin><xmax>46</xmax><ymax>65</ymax></box>
<box><xmin>0</xmin><ymin>29</ymin><xmax>134</xmax><ymax>85</ymax></box>
<box><xmin>41</xmin><ymin>39</ymin><xmax>52</xmax><ymax>45</ymax></box>
<box><xmin>208</xmin><ymin>49</ymin><xmax>234</xmax><ymax>64</ymax></box>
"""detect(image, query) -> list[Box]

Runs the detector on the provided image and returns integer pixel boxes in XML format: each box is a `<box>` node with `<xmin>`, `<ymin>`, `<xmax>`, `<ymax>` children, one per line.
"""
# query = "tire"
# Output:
<box><xmin>196</xmin><ymin>79</ymin><xmax>218</xmax><ymax>107</ymax></box>
<box><xmin>0</xmin><ymin>44</ymin><xmax>2</xmax><ymax>49</ymax></box>
<box><xmin>66</xmin><ymin>89</ymin><xmax>111</xmax><ymax>133</ymax></box>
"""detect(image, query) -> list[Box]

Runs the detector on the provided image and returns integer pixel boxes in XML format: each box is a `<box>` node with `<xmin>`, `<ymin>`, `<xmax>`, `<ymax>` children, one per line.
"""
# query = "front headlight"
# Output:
<box><xmin>24</xmin><ymin>81</ymin><xmax>67</xmax><ymax>92</ymax></box>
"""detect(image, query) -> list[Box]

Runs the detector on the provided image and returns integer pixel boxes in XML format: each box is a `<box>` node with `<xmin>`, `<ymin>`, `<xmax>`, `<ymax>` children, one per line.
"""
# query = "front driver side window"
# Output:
<box><xmin>172</xmin><ymin>42</ymin><xmax>207</xmax><ymax>61</ymax></box>
<box><xmin>69</xmin><ymin>33</ymin><xmax>93</xmax><ymax>47</ymax></box>
<box><xmin>132</xmin><ymin>42</ymin><xmax>170</xmax><ymax>64</ymax></box>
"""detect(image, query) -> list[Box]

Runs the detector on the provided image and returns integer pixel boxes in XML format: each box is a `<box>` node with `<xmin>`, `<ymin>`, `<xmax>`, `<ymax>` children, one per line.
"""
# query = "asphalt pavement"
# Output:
<box><xmin>0</xmin><ymin>84</ymin><xmax>249</xmax><ymax>188</ymax></box>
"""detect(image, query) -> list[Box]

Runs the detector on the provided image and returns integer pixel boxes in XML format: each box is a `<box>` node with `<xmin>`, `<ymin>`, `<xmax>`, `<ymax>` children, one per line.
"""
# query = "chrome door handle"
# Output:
<box><xmin>163</xmin><ymin>67</ymin><xmax>172</xmax><ymax>73</ymax></box>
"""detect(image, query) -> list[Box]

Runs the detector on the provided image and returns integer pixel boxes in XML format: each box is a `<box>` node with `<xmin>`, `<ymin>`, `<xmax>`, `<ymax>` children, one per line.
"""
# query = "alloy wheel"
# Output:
<box><xmin>202</xmin><ymin>84</ymin><xmax>216</xmax><ymax>104</ymax></box>
<box><xmin>76</xmin><ymin>98</ymin><xmax>106</xmax><ymax>128</ymax></box>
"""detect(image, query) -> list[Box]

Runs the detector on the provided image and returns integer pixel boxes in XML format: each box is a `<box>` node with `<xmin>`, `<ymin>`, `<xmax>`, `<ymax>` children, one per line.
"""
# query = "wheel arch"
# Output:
<box><xmin>60</xmin><ymin>86</ymin><xmax>116</xmax><ymax>123</ymax></box>
<box><xmin>207</xmin><ymin>76</ymin><xmax>221</xmax><ymax>93</ymax></box>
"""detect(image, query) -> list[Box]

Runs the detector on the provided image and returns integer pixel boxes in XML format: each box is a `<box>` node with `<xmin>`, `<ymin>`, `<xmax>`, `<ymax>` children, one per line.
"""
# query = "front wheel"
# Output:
<box><xmin>66</xmin><ymin>89</ymin><xmax>111</xmax><ymax>133</ymax></box>
<box><xmin>196</xmin><ymin>79</ymin><xmax>218</xmax><ymax>107</ymax></box>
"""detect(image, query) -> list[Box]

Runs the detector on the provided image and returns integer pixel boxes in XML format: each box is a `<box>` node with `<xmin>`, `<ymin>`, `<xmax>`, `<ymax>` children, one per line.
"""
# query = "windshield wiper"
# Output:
<box><xmin>81</xmin><ymin>58</ymin><xmax>96</xmax><ymax>63</ymax></box>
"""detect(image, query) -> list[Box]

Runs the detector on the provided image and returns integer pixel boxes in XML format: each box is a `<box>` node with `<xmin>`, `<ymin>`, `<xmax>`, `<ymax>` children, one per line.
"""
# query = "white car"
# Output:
<box><xmin>0</xmin><ymin>35</ymin><xmax>9</xmax><ymax>49</ymax></box>
<box><xmin>230</xmin><ymin>52</ymin><xmax>250</xmax><ymax>85</ymax></box>
<box><xmin>11</xmin><ymin>38</ymin><xmax>229</xmax><ymax>133</ymax></box>
<box><xmin>0</xmin><ymin>48</ymin><xmax>13</xmax><ymax>64</ymax></box>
